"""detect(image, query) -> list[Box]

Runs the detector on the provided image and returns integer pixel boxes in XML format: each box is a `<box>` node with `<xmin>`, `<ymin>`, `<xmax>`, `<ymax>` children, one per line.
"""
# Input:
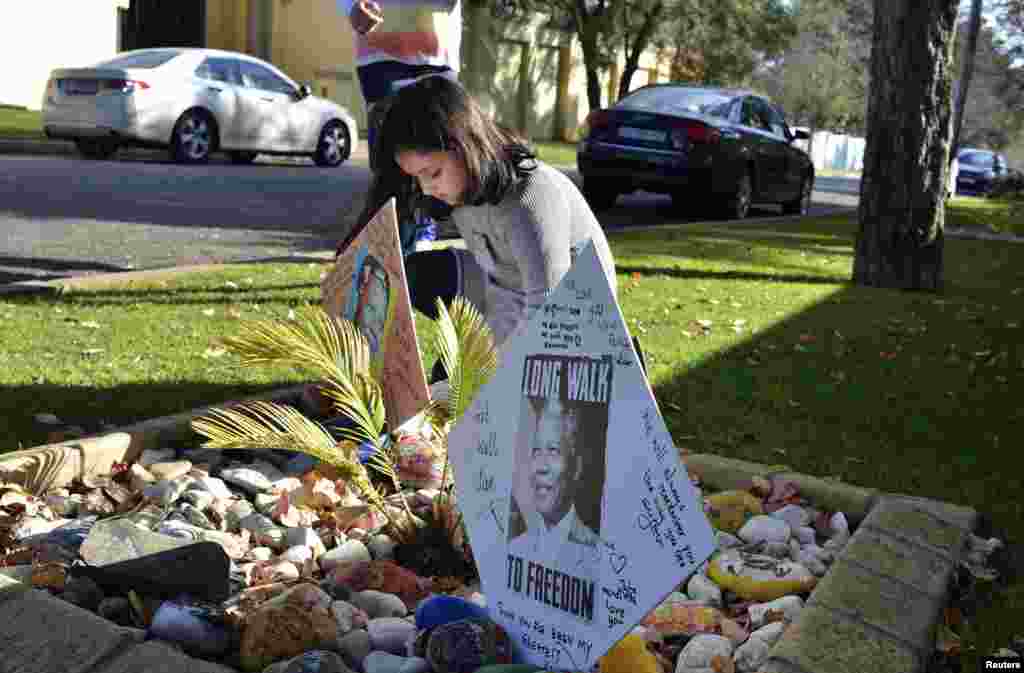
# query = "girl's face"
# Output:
<box><xmin>396</xmin><ymin>150</ymin><xmax>468</xmax><ymax>207</ymax></box>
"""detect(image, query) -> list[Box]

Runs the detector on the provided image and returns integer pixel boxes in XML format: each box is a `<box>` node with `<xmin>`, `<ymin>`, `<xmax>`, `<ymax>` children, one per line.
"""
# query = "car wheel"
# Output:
<box><xmin>720</xmin><ymin>171</ymin><xmax>753</xmax><ymax>220</ymax></box>
<box><xmin>75</xmin><ymin>138</ymin><xmax>119</xmax><ymax>160</ymax></box>
<box><xmin>782</xmin><ymin>172</ymin><xmax>814</xmax><ymax>215</ymax></box>
<box><xmin>582</xmin><ymin>178</ymin><xmax>618</xmax><ymax>211</ymax></box>
<box><xmin>229</xmin><ymin>151</ymin><xmax>259</xmax><ymax>165</ymax></box>
<box><xmin>171</xmin><ymin>109</ymin><xmax>215</xmax><ymax>164</ymax></box>
<box><xmin>314</xmin><ymin>120</ymin><xmax>350</xmax><ymax>167</ymax></box>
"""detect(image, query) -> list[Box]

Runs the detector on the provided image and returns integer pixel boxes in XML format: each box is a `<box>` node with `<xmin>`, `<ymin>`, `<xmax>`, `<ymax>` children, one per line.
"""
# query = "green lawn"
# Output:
<box><xmin>1</xmin><ymin>215</ymin><xmax>1022</xmax><ymax>665</ymax></box>
<box><xmin>947</xmin><ymin>195</ymin><xmax>1024</xmax><ymax>236</ymax></box>
<box><xmin>0</xmin><ymin>106</ymin><xmax>43</xmax><ymax>139</ymax></box>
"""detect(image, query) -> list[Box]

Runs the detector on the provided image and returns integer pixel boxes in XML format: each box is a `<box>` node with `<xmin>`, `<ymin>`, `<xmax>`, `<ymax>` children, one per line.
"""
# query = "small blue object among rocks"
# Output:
<box><xmin>414</xmin><ymin>595</ymin><xmax>490</xmax><ymax>631</ymax></box>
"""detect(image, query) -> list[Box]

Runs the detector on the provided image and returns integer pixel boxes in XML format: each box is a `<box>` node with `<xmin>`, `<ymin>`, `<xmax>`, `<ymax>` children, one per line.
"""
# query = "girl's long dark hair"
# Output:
<box><xmin>348</xmin><ymin>75</ymin><xmax>536</xmax><ymax>246</ymax></box>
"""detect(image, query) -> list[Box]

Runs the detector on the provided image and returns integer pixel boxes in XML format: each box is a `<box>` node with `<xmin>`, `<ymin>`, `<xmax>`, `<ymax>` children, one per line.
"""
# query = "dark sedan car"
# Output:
<box><xmin>955</xmin><ymin>148</ymin><xmax>1008</xmax><ymax>196</ymax></box>
<box><xmin>577</xmin><ymin>85</ymin><xmax>814</xmax><ymax>219</ymax></box>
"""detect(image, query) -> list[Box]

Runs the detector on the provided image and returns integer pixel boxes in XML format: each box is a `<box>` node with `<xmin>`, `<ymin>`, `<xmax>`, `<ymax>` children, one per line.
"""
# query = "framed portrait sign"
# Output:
<box><xmin>448</xmin><ymin>242</ymin><xmax>717</xmax><ymax>671</ymax></box>
<box><xmin>321</xmin><ymin>198</ymin><xmax>430</xmax><ymax>429</ymax></box>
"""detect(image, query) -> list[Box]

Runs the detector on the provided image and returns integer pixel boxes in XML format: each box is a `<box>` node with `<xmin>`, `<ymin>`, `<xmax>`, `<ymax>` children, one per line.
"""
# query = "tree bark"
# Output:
<box><xmin>853</xmin><ymin>0</ymin><xmax>958</xmax><ymax>292</ymax></box>
<box><xmin>950</xmin><ymin>0</ymin><xmax>983</xmax><ymax>162</ymax></box>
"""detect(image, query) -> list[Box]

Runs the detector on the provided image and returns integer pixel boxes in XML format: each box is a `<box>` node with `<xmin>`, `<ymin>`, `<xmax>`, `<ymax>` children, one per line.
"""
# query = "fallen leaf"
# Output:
<box><xmin>287</xmin><ymin>309</ymin><xmax>297</xmax><ymax>320</ymax></box>
<box><xmin>79</xmin><ymin>320</ymin><xmax>102</xmax><ymax>329</ymax></box>
<box><xmin>202</xmin><ymin>309</ymin><xmax>215</xmax><ymax>317</ymax></box>
<box><xmin>202</xmin><ymin>347</ymin><xmax>228</xmax><ymax>359</ymax></box>
<box><xmin>631</xmin><ymin>272</ymin><xmax>642</xmax><ymax>282</ymax></box>
<box><xmin>696</xmin><ymin>319</ymin><xmax>713</xmax><ymax>329</ymax></box>
<box><xmin>225</xmin><ymin>281</ymin><xmax>239</xmax><ymax>289</ymax></box>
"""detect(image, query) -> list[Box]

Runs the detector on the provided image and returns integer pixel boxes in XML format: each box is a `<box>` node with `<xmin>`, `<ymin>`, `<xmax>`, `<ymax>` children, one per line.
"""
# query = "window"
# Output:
<box><xmin>760</xmin><ymin>100</ymin><xmax>790</xmax><ymax>139</ymax></box>
<box><xmin>239</xmin><ymin>61</ymin><xmax>294</xmax><ymax>95</ymax></box>
<box><xmin>195</xmin><ymin>58</ymin><xmax>241</xmax><ymax>85</ymax></box>
<box><xmin>959</xmin><ymin>151</ymin><xmax>994</xmax><ymax>168</ymax></box>
<box><xmin>618</xmin><ymin>86</ymin><xmax>733</xmax><ymax>116</ymax></box>
<box><xmin>96</xmin><ymin>50</ymin><xmax>181</xmax><ymax>69</ymax></box>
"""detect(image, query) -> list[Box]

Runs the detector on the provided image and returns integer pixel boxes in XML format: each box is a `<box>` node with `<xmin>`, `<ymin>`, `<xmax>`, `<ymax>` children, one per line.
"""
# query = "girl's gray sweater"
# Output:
<box><xmin>451</xmin><ymin>161</ymin><xmax>618</xmax><ymax>350</ymax></box>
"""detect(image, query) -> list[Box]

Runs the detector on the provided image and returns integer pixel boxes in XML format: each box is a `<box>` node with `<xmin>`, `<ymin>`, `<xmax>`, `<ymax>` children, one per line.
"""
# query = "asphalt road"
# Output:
<box><xmin>0</xmin><ymin>152</ymin><xmax>859</xmax><ymax>284</ymax></box>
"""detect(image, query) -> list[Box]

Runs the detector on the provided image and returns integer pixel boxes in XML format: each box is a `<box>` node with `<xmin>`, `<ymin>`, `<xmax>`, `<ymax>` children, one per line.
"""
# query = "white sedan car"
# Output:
<box><xmin>42</xmin><ymin>48</ymin><xmax>358</xmax><ymax>166</ymax></box>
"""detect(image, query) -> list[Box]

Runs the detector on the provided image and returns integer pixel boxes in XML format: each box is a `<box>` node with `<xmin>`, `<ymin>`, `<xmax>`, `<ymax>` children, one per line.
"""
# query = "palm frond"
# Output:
<box><xmin>433</xmin><ymin>296</ymin><xmax>498</xmax><ymax>423</ymax></box>
<box><xmin>191</xmin><ymin>401</ymin><xmax>344</xmax><ymax>463</ymax></box>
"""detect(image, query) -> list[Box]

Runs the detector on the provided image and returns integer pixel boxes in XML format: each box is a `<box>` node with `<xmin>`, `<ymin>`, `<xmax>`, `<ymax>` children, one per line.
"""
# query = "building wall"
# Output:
<box><xmin>1</xmin><ymin>0</ymin><xmax>130</xmax><ymax>110</ymax></box>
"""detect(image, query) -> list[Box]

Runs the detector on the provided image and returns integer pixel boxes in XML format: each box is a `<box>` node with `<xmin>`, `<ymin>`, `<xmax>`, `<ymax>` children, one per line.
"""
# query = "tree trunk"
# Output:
<box><xmin>853</xmin><ymin>0</ymin><xmax>957</xmax><ymax>291</ymax></box>
<box><xmin>581</xmin><ymin>35</ymin><xmax>604</xmax><ymax>112</ymax></box>
<box><xmin>950</xmin><ymin>0</ymin><xmax>983</xmax><ymax>163</ymax></box>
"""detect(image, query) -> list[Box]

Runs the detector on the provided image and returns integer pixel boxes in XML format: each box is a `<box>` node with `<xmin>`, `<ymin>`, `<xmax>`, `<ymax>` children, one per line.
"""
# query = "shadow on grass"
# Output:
<box><xmin>646</xmin><ymin>242</ymin><xmax>1023</xmax><ymax>658</ymax></box>
<box><xmin>617</xmin><ymin>264</ymin><xmax>850</xmax><ymax>286</ymax></box>
<box><xmin>0</xmin><ymin>381</ymin><xmax>305</xmax><ymax>453</ymax></box>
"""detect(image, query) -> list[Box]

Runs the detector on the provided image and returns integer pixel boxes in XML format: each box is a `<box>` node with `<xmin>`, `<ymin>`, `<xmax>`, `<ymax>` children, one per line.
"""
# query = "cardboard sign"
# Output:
<box><xmin>321</xmin><ymin>198</ymin><xmax>430</xmax><ymax>429</ymax></box>
<box><xmin>448</xmin><ymin>241</ymin><xmax>716</xmax><ymax>671</ymax></box>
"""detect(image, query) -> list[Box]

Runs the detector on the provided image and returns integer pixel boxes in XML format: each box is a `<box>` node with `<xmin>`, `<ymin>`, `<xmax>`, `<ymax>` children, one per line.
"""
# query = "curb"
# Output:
<box><xmin>0</xmin><ymin>398</ymin><xmax>977</xmax><ymax>673</ymax></box>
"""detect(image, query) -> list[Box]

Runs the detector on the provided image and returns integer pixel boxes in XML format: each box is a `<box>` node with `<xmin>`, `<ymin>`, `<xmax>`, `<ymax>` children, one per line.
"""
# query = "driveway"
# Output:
<box><xmin>0</xmin><ymin>151</ymin><xmax>859</xmax><ymax>285</ymax></box>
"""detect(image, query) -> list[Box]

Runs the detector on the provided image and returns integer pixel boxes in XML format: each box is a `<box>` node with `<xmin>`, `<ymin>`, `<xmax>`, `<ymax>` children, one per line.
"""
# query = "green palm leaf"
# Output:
<box><xmin>433</xmin><ymin>296</ymin><xmax>498</xmax><ymax>423</ymax></box>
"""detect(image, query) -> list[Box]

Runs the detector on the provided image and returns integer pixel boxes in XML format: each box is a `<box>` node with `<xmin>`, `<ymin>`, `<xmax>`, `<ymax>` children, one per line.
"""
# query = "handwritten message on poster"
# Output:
<box><xmin>448</xmin><ymin>242</ymin><xmax>717</xmax><ymax>671</ymax></box>
<box><xmin>321</xmin><ymin>198</ymin><xmax>430</xmax><ymax>429</ymax></box>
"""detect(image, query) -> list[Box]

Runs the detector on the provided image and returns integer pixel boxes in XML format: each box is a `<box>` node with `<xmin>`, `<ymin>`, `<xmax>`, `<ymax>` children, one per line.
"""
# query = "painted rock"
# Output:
<box><xmin>239</xmin><ymin>583</ymin><xmax>338</xmax><ymax>672</ymax></box>
<box><xmin>367</xmin><ymin>617</ymin><xmax>417</xmax><ymax>654</ymax></box>
<box><xmin>703</xmin><ymin>491</ymin><xmax>763</xmax><ymax>534</ymax></box>
<box><xmin>415</xmin><ymin>595</ymin><xmax>490</xmax><ymax>631</ymax></box>
<box><xmin>737</xmin><ymin>515</ymin><xmax>791</xmax><ymax>545</ymax></box>
<box><xmin>425</xmin><ymin>618</ymin><xmax>513</xmax><ymax>673</ymax></box>
<box><xmin>598</xmin><ymin>633</ymin><xmax>660</xmax><ymax>673</ymax></box>
<box><xmin>640</xmin><ymin>593</ymin><xmax>725</xmax><ymax>636</ymax></box>
<box><xmin>708</xmin><ymin>550</ymin><xmax>817</xmax><ymax>602</ymax></box>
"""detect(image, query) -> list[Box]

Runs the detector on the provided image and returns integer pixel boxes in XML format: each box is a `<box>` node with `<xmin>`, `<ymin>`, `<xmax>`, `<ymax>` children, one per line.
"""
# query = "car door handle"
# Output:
<box><xmin>260</xmin><ymin>97</ymin><xmax>275</xmax><ymax>102</ymax></box>
<box><xmin>207</xmin><ymin>86</ymin><xmax>223</xmax><ymax>93</ymax></box>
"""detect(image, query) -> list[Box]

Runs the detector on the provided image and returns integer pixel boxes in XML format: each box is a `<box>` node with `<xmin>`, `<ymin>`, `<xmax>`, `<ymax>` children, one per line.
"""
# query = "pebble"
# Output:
<box><xmin>262</xmin><ymin>650</ymin><xmax>354</xmax><ymax>673</ymax></box>
<box><xmin>675</xmin><ymin>634</ymin><xmax>734</xmax><ymax>673</ymax></box>
<box><xmin>220</xmin><ymin>467</ymin><xmax>276</xmax><ymax>495</ymax></box>
<box><xmin>733</xmin><ymin>636</ymin><xmax>771</xmax><ymax>672</ymax></box>
<box><xmin>363</xmin><ymin>652</ymin><xmax>430</xmax><ymax>673</ymax></box>
<box><xmin>367</xmin><ymin>534</ymin><xmax>397</xmax><ymax>560</ymax></box>
<box><xmin>191</xmin><ymin>475</ymin><xmax>235</xmax><ymax>499</ymax></box>
<box><xmin>750</xmin><ymin>621</ymin><xmax>786</xmax><ymax>647</ymax></box>
<box><xmin>424</xmin><ymin>618</ymin><xmax>512</xmax><ymax>672</ymax></box>
<box><xmin>338</xmin><ymin>629</ymin><xmax>372</xmax><ymax>668</ymax></box>
<box><xmin>281</xmin><ymin>545</ymin><xmax>315</xmax><ymax>565</ymax></box>
<box><xmin>320</xmin><ymin>540</ymin><xmax>371</xmax><ymax>572</ymax></box>
<box><xmin>148</xmin><ymin>460</ymin><xmax>193</xmax><ymax>481</ymax></box>
<box><xmin>331</xmin><ymin>600</ymin><xmax>368</xmax><ymax>636</ymax></box>
<box><xmin>287</xmin><ymin>527</ymin><xmax>327</xmax><ymax>555</ymax></box>
<box><xmin>415</xmin><ymin>595</ymin><xmax>489</xmax><ymax>630</ymax></box>
<box><xmin>737</xmin><ymin>515</ymin><xmax>791</xmax><ymax>544</ymax></box>
<box><xmin>129</xmin><ymin>464</ymin><xmax>157</xmax><ymax>491</ymax></box>
<box><xmin>351</xmin><ymin>590</ymin><xmax>408</xmax><ymax>619</ymax></box>
<box><xmin>149</xmin><ymin>600</ymin><xmax>231</xmax><ymax>658</ymax></box>
<box><xmin>715</xmin><ymin>531</ymin><xmax>742</xmax><ymax>550</ymax></box>
<box><xmin>685</xmin><ymin>573</ymin><xmax>723</xmax><ymax>607</ymax></box>
<box><xmin>794</xmin><ymin>525</ymin><xmax>817</xmax><ymax>545</ymax></box>
<box><xmin>749</xmin><ymin>595</ymin><xmax>804</xmax><ymax>629</ymax></box>
<box><xmin>180</xmin><ymin>489</ymin><xmax>216</xmax><ymax>511</ymax></box>
<box><xmin>142</xmin><ymin>479</ymin><xmax>190</xmax><ymax>506</ymax></box>
<box><xmin>138</xmin><ymin>448</ymin><xmax>176</xmax><ymax>467</ymax></box>
<box><xmin>769</xmin><ymin>504</ymin><xmax>811</xmax><ymax>529</ymax></box>
<box><xmin>249</xmin><ymin>547</ymin><xmax>275</xmax><ymax>561</ymax></box>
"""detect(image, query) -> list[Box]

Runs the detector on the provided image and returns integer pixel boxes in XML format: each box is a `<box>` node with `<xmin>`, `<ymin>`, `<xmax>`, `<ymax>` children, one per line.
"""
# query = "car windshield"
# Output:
<box><xmin>959</xmin><ymin>151</ymin><xmax>994</xmax><ymax>168</ymax></box>
<box><xmin>616</xmin><ymin>87</ymin><xmax>733</xmax><ymax>116</ymax></box>
<box><xmin>95</xmin><ymin>51</ymin><xmax>181</xmax><ymax>69</ymax></box>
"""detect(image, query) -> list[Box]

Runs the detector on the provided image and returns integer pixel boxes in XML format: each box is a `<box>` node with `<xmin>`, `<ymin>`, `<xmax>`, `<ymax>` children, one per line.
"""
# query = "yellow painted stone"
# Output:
<box><xmin>704</xmin><ymin>491</ymin><xmax>764</xmax><ymax>533</ymax></box>
<box><xmin>598</xmin><ymin>634</ymin><xmax>661</xmax><ymax>673</ymax></box>
<box><xmin>708</xmin><ymin>550</ymin><xmax>818</xmax><ymax>602</ymax></box>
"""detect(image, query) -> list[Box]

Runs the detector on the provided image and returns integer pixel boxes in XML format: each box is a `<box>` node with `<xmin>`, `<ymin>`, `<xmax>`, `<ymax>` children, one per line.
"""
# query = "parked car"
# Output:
<box><xmin>576</xmin><ymin>85</ymin><xmax>814</xmax><ymax>218</ymax></box>
<box><xmin>42</xmin><ymin>48</ymin><xmax>358</xmax><ymax>166</ymax></box>
<box><xmin>955</xmin><ymin>148</ymin><xmax>1008</xmax><ymax>196</ymax></box>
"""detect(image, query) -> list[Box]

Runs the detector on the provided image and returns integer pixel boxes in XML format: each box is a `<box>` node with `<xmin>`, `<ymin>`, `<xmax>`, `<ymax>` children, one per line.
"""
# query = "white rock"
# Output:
<box><xmin>686</xmin><ymin>573</ymin><xmax>723</xmax><ymax>607</ymax></box>
<box><xmin>255</xmin><ymin>560</ymin><xmax>299</xmax><ymax>584</ymax></box>
<box><xmin>675</xmin><ymin>634</ymin><xmax>734</xmax><ymax>673</ymax></box>
<box><xmin>794</xmin><ymin>525</ymin><xmax>817</xmax><ymax>546</ymax></box>
<box><xmin>830</xmin><ymin>512</ymin><xmax>849</xmax><ymax>538</ymax></box>
<box><xmin>271</xmin><ymin>476</ymin><xmax>303</xmax><ymax>494</ymax></box>
<box><xmin>368</xmin><ymin>534</ymin><xmax>397</xmax><ymax>560</ymax></box>
<box><xmin>759</xmin><ymin>541</ymin><xmax>791</xmax><ymax>559</ymax></box>
<box><xmin>738</xmin><ymin>515</ymin><xmax>791</xmax><ymax>545</ymax></box>
<box><xmin>181</xmin><ymin>489</ymin><xmax>215</xmax><ymax>511</ymax></box>
<box><xmin>331</xmin><ymin>600</ymin><xmax>366</xmax><ymax>636</ymax></box>
<box><xmin>749</xmin><ymin>595</ymin><xmax>804</xmax><ymax>629</ymax></box>
<box><xmin>347</xmin><ymin>527</ymin><xmax>368</xmax><ymax>541</ymax></box>
<box><xmin>249</xmin><ymin>460</ymin><xmax>286</xmax><ymax>482</ymax></box>
<box><xmin>367</xmin><ymin>617</ymin><xmax>417</xmax><ymax>654</ymax></box>
<box><xmin>253</xmin><ymin>493</ymin><xmax>280</xmax><ymax>515</ymax></box>
<box><xmin>219</xmin><ymin>467</ymin><xmax>275</xmax><ymax>495</ymax></box>
<box><xmin>770</xmin><ymin>504</ymin><xmax>811</xmax><ymax>530</ymax></box>
<box><xmin>129</xmin><ymin>464</ymin><xmax>157</xmax><ymax>492</ymax></box>
<box><xmin>715</xmin><ymin>531</ymin><xmax>743</xmax><ymax>550</ymax></box>
<box><xmin>238</xmin><ymin>513</ymin><xmax>286</xmax><ymax>549</ymax></box>
<box><xmin>280</xmin><ymin>545</ymin><xmax>314</xmax><ymax>565</ymax></box>
<box><xmin>286</xmin><ymin>526</ymin><xmax>325</xmax><ymax>553</ymax></box>
<box><xmin>733</xmin><ymin>636</ymin><xmax>771</xmax><ymax>672</ymax></box>
<box><xmin>142</xmin><ymin>479</ymin><xmax>190</xmax><ymax>505</ymax></box>
<box><xmin>796</xmin><ymin>548</ymin><xmax>828</xmax><ymax>576</ymax></box>
<box><xmin>320</xmin><ymin>539</ymin><xmax>371</xmax><ymax>572</ymax></box>
<box><xmin>190</xmin><ymin>475</ymin><xmax>234</xmax><ymax>499</ymax></box>
<box><xmin>138</xmin><ymin>448</ymin><xmax>175</xmax><ymax>467</ymax></box>
<box><xmin>750</xmin><ymin>621</ymin><xmax>787</xmax><ymax>647</ymax></box>
<box><xmin>249</xmin><ymin>546</ymin><xmax>274</xmax><ymax>561</ymax></box>
<box><xmin>14</xmin><ymin>517</ymin><xmax>71</xmax><ymax>539</ymax></box>
<box><xmin>148</xmin><ymin>460</ymin><xmax>193</xmax><ymax>481</ymax></box>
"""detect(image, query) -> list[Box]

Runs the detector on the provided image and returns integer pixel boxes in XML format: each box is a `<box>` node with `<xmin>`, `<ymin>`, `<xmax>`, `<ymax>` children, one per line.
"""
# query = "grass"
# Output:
<box><xmin>532</xmin><ymin>140</ymin><xmax>578</xmax><ymax>167</ymax></box>
<box><xmin>947</xmin><ymin>195</ymin><xmax>1024</xmax><ymax>237</ymax></box>
<box><xmin>0</xmin><ymin>106</ymin><xmax>43</xmax><ymax>139</ymax></box>
<box><xmin>1</xmin><ymin>215</ymin><xmax>1022</xmax><ymax>666</ymax></box>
